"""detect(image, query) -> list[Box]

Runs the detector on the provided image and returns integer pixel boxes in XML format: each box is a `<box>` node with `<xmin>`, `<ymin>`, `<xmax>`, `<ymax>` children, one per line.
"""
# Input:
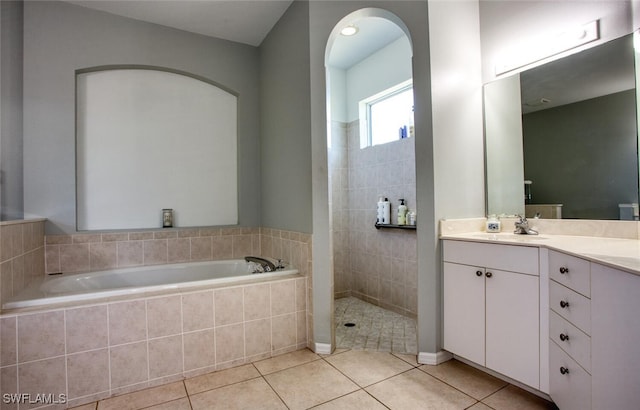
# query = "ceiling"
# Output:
<box><xmin>62</xmin><ymin>1</ymin><xmax>404</xmax><ymax>69</ymax></box>
<box><xmin>328</xmin><ymin>17</ymin><xmax>406</xmax><ymax>70</ymax></box>
<box><xmin>63</xmin><ymin>0</ymin><xmax>294</xmax><ymax>46</ymax></box>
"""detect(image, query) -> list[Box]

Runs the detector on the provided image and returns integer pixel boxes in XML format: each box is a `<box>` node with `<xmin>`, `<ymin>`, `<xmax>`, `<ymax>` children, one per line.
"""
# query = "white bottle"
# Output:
<box><xmin>486</xmin><ymin>215</ymin><xmax>501</xmax><ymax>232</ymax></box>
<box><xmin>408</xmin><ymin>211</ymin><xmax>416</xmax><ymax>225</ymax></box>
<box><xmin>377</xmin><ymin>196</ymin><xmax>385</xmax><ymax>224</ymax></box>
<box><xmin>381</xmin><ymin>198</ymin><xmax>391</xmax><ymax>224</ymax></box>
<box><xmin>397</xmin><ymin>199</ymin><xmax>408</xmax><ymax>225</ymax></box>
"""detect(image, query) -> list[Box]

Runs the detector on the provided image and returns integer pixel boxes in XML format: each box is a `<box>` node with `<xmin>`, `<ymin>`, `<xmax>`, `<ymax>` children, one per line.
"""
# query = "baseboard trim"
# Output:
<box><xmin>418</xmin><ymin>350</ymin><xmax>453</xmax><ymax>365</ymax></box>
<box><xmin>314</xmin><ymin>343</ymin><xmax>332</xmax><ymax>355</ymax></box>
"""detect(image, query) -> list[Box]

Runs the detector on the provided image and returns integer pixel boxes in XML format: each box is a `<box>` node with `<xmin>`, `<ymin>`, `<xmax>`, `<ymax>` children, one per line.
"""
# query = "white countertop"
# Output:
<box><xmin>440</xmin><ymin>232</ymin><xmax>640</xmax><ymax>276</ymax></box>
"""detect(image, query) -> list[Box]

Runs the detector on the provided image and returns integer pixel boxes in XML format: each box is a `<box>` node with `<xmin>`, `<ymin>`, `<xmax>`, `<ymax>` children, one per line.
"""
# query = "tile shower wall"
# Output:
<box><xmin>0</xmin><ymin>220</ymin><xmax>45</xmax><ymax>308</ymax></box>
<box><xmin>330</xmin><ymin>120</ymin><xmax>417</xmax><ymax>317</ymax></box>
<box><xmin>0</xmin><ymin>275</ymin><xmax>307</xmax><ymax>409</ymax></box>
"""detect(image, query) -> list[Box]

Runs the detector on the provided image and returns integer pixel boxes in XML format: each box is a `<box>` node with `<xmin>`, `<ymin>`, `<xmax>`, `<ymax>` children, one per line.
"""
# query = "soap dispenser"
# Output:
<box><xmin>397</xmin><ymin>199</ymin><xmax>408</xmax><ymax>225</ymax></box>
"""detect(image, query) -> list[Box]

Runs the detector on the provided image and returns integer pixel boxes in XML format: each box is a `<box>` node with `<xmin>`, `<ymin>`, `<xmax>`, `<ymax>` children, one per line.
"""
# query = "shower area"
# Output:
<box><xmin>326</xmin><ymin>10</ymin><xmax>418</xmax><ymax>354</ymax></box>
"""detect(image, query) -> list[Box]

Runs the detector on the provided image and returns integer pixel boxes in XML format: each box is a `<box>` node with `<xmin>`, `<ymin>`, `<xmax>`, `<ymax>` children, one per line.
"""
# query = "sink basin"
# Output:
<box><xmin>469</xmin><ymin>233</ymin><xmax>548</xmax><ymax>241</ymax></box>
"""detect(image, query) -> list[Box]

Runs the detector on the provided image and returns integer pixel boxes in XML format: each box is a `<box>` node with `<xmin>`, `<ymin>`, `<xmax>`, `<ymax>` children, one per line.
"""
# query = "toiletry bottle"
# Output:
<box><xmin>408</xmin><ymin>210</ymin><xmax>416</xmax><ymax>225</ymax></box>
<box><xmin>486</xmin><ymin>215</ymin><xmax>501</xmax><ymax>233</ymax></box>
<box><xmin>397</xmin><ymin>199</ymin><xmax>408</xmax><ymax>225</ymax></box>
<box><xmin>377</xmin><ymin>196</ymin><xmax>385</xmax><ymax>224</ymax></box>
<box><xmin>162</xmin><ymin>209</ymin><xmax>173</xmax><ymax>228</ymax></box>
<box><xmin>382</xmin><ymin>198</ymin><xmax>391</xmax><ymax>224</ymax></box>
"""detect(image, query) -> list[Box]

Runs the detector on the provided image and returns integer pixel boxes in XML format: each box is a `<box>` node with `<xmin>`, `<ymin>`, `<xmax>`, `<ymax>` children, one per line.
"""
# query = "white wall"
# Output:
<box><xmin>429</xmin><ymin>0</ymin><xmax>485</xmax><ymax>220</ymax></box>
<box><xmin>480</xmin><ymin>0</ymin><xmax>633</xmax><ymax>83</ymax></box>
<box><xmin>345</xmin><ymin>36</ymin><xmax>412</xmax><ymax>122</ymax></box>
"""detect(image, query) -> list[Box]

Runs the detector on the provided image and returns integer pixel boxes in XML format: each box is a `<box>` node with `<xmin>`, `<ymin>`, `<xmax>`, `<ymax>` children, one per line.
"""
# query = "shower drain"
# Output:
<box><xmin>344</xmin><ymin>322</ymin><xmax>356</xmax><ymax>327</ymax></box>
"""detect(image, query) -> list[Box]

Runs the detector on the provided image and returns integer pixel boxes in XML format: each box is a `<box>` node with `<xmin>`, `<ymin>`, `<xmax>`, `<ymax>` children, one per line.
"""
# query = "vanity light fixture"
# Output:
<box><xmin>340</xmin><ymin>25</ymin><xmax>359</xmax><ymax>36</ymax></box>
<box><xmin>495</xmin><ymin>20</ymin><xmax>599</xmax><ymax>75</ymax></box>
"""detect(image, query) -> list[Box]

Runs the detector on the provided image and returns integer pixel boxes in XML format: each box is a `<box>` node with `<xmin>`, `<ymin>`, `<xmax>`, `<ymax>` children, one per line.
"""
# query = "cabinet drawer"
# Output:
<box><xmin>550</xmin><ymin>280</ymin><xmax>591</xmax><ymax>335</ymax></box>
<box><xmin>443</xmin><ymin>240</ymin><xmax>538</xmax><ymax>275</ymax></box>
<box><xmin>550</xmin><ymin>310</ymin><xmax>591</xmax><ymax>373</ymax></box>
<box><xmin>549</xmin><ymin>250</ymin><xmax>590</xmax><ymax>297</ymax></box>
<box><xmin>550</xmin><ymin>341</ymin><xmax>591</xmax><ymax>410</ymax></box>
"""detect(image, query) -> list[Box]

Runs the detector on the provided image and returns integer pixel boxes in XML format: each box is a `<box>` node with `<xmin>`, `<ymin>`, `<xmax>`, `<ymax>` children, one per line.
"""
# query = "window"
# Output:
<box><xmin>360</xmin><ymin>81</ymin><xmax>414</xmax><ymax>148</ymax></box>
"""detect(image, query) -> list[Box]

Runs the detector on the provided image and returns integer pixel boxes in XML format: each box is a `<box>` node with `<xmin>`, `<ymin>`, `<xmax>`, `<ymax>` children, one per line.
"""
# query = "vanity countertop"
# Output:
<box><xmin>440</xmin><ymin>231</ymin><xmax>640</xmax><ymax>276</ymax></box>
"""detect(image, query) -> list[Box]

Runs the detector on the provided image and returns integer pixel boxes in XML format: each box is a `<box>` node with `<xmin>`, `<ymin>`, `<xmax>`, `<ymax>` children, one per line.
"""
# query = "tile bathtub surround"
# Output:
<box><xmin>0</xmin><ymin>276</ymin><xmax>308</xmax><ymax>409</ymax></box>
<box><xmin>329</xmin><ymin>120</ymin><xmax>418</xmax><ymax>317</ymax></box>
<box><xmin>0</xmin><ymin>220</ymin><xmax>46</xmax><ymax>308</ymax></box>
<box><xmin>69</xmin><ymin>349</ymin><xmax>557</xmax><ymax>410</ymax></box>
<box><xmin>44</xmin><ymin>227</ymin><xmax>312</xmax><ymax>276</ymax></box>
<box><xmin>44</xmin><ymin>227</ymin><xmax>262</xmax><ymax>274</ymax></box>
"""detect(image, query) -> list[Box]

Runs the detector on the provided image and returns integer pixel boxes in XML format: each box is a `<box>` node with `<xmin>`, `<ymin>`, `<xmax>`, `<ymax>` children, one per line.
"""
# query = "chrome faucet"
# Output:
<box><xmin>244</xmin><ymin>256</ymin><xmax>276</xmax><ymax>272</ymax></box>
<box><xmin>514</xmin><ymin>215</ymin><xmax>538</xmax><ymax>235</ymax></box>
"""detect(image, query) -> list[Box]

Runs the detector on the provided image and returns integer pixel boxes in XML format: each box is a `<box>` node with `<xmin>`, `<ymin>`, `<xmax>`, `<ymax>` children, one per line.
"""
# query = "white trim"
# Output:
<box><xmin>417</xmin><ymin>350</ymin><xmax>453</xmax><ymax>365</ymax></box>
<box><xmin>314</xmin><ymin>343</ymin><xmax>333</xmax><ymax>355</ymax></box>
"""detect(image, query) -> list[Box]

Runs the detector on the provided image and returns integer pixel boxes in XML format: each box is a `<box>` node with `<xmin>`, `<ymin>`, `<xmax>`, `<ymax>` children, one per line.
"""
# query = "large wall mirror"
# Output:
<box><xmin>76</xmin><ymin>67</ymin><xmax>238</xmax><ymax>230</ymax></box>
<box><xmin>485</xmin><ymin>33</ymin><xmax>639</xmax><ymax>220</ymax></box>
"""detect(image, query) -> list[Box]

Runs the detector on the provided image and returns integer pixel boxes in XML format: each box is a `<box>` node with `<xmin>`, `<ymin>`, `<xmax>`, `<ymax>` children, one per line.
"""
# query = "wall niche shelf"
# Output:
<box><xmin>374</xmin><ymin>222</ymin><xmax>416</xmax><ymax>230</ymax></box>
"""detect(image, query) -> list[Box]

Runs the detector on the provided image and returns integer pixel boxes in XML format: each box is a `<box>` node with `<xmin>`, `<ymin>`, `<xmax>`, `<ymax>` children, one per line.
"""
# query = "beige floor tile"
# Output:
<box><xmin>184</xmin><ymin>363</ymin><xmax>260</xmax><ymax>395</ymax></box>
<box><xmin>264</xmin><ymin>360</ymin><xmax>359</xmax><ymax>410</ymax></box>
<box><xmin>142</xmin><ymin>397</ymin><xmax>191</xmax><ymax>410</ymax></box>
<box><xmin>325</xmin><ymin>350</ymin><xmax>413</xmax><ymax>387</ymax></box>
<box><xmin>190</xmin><ymin>377</ymin><xmax>286</xmax><ymax>410</ymax></box>
<box><xmin>419</xmin><ymin>359</ymin><xmax>508</xmax><ymax>400</ymax></box>
<box><xmin>392</xmin><ymin>352</ymin><xmax>420</xmax><ymax>366</ymax></box>
<box><xmin>253</xmin><ymin>348</ymin><xmax>320</xmax><ymax>375</ymax></box>
<box><xmin>313</xmin><ymin>390</ymin><xmax>388</xmax><ymax>410</ymax></box>
<box><xmin>365</xmin><ymin>368</ymin><xmax>476</xmax><ymax>410</ymax></box>
<box><xmin>482</xmin><ymin>385</ymin><xmax>558</xmax><ymax>410</ymax></box>
<box><xmin>467</xmin><ymin>402</ymin><xmax>494</xmax><ymax>410</ymax></box>
<box><xmin>97</xmin><ymin>381</ymin><xmax>185</xmax><ymax>410</ymax></box>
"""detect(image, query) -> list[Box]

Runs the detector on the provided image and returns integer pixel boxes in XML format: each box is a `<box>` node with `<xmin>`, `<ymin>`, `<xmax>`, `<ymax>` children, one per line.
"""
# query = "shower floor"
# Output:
<box><xmin>334</xmin><ymin>297</ymin><xmax>417</xmax><ymax>354</ymax></box>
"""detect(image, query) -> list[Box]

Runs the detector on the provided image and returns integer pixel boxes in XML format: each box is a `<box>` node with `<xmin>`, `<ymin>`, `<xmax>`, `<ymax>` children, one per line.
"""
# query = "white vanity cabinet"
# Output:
<box><xmin>548</xmin><ymin>250</ymin><xmax>592</xmax><ymax>410</ymax></box>
<box><xmin>549</xmin><ymin>251</ymin><xmax>640</xmax><ymax>410</ymax></box>
<box><xmin>591</xmin><ymin>263</ymin><xmax>640</xmax><ymax>409</ymax></box>
<box><xmin>443</xmin><ymin>240</ymin><xmax>540</xmax><ymax>389</ymax></box>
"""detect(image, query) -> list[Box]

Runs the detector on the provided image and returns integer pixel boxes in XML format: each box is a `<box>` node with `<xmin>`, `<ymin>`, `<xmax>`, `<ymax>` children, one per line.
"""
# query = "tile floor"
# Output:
<box><xmin>71</xmin><ymin>348</ymin><xmax>558</xmax><ymax>410</ymax></box>
<box><xmin>334</xmin><ymin>297</ymin><xmax>417</xmax><ymax>354</ymax></box>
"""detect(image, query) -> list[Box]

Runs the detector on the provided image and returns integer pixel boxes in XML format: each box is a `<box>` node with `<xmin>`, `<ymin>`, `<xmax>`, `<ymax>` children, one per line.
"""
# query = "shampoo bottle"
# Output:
<box><xmin>397</xmin><ymin>199</ymin><xmax>408</xmax><ymax>225</ymax></box>
<box><xmin>377</xmin><ymin>196</ymin><xmax>385</xmax><ymax>224</ymax></box>
<box><xmin>382</xmin><ymin>198</ymin><xmax>391</xmax><ymax>224</ymax></box>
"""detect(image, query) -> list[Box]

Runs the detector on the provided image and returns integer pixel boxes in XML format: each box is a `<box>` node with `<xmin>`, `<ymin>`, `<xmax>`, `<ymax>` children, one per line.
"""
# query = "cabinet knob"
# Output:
<box><xmin>476</xmin><ymin>270</ymin><xmax>483</xmax><ymax>277</ymax></box>
<box><xmin>559</xmin><ymin>333</ymin><xmax>570</xmax><ymax>342</ymax></box>
<box><xmin>559</xmin><ymin>267</ymin><xmax>569</xmax><ymax>274</ymax></box>
<box><xmin>560</xmin><ymin>366</ymin><xmax>570</xmax><ymax>375</ymax></box>
<box><xmin>485</xmin><ymin>272</ymin><xmax>493</xmax><ymax>278</ymax></box>
<box><xmin>560</xmin><ymin>300</ymin><xmax>570</xmax><ymax>309</ymax></box>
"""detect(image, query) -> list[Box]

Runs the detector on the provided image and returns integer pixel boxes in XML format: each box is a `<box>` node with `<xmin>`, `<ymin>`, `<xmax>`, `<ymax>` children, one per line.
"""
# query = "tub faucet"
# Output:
<box><xmin>514</xmin><ymin>215</ymin><xmax>538</xmax><ymax>235</ymax></box>
<box><xmin>244</xmin><ymin>256</ymin><xmax>276</xmax><ymax>272</ymax></box>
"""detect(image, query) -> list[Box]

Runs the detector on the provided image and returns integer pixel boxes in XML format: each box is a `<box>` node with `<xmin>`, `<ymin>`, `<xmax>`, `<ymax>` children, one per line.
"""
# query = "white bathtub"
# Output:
<box><xmin>3</xmin><ymin>259</ymin><xmax>298</xmax><ymax>310</ymax></box>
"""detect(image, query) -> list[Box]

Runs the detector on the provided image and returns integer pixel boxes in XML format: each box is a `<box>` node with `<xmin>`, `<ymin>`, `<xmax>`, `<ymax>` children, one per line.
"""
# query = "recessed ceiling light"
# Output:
<box><xmin>340</xmin><ymin>25</ymin><xmax>359</xmax><ymax>36</ymax></box>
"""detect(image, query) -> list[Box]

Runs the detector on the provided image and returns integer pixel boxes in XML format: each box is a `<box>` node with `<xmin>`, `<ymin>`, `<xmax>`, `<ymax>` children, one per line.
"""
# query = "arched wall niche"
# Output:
<box><xmin>76</xmin><ymin>65</ymin><xmax>239</xmax><ymax>231</ymax></box>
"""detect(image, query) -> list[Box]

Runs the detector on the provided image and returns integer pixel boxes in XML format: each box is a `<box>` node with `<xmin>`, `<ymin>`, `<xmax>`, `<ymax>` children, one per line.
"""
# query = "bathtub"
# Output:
<box><xmin>3</xmin><ymin>259</ymin><xmax>298</xmax><ymax>310</ymax></box>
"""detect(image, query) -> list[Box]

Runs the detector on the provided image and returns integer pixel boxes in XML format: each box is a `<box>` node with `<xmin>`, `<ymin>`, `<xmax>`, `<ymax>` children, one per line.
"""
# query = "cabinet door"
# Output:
<box><xmin>486</xmin><ymin>269</ymin><xmax>539</xmax><ymax>389</ymax></box>
<box><xmin>444</xmin><ymin>262</ymin><xmax>485</xmax><ymax>365</ymax></box>
<box><xmin>592</xmin><ymin>263</ymin><xmax>640</xmax><ymax>409</ymax></box>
